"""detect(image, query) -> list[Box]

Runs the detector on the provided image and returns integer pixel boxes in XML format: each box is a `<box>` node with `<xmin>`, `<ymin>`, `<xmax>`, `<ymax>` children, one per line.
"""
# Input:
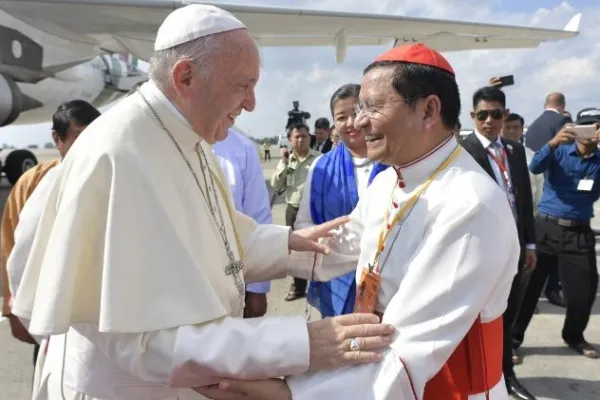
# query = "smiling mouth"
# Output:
<box><xmin>365</xmin><ymin>134</ymin><xmax>383</xmax><ymax>143</ymax></box>
<box><xmin>228</xmin><ymin>112</ymin><xmax>241</xmax><ymax>122</ymax></box>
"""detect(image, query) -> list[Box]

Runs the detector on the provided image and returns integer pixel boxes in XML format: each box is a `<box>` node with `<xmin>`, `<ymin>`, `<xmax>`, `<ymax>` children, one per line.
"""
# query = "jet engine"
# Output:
<box><xmin>0</xmin><ymin>73</ymin><xmax>22</xmax><ymax>127</ymax></box>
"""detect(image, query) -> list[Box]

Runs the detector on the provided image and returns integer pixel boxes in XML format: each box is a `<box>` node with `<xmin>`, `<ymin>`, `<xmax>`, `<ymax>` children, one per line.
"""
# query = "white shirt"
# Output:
<box><xmin>212</xmin><ymin>130</ymin><xmax>272</xmax><ymax>293</ymax></box>
<box><xmin>473</xmin><ymin>130</ymin><xmax>513</xmax><ymax>193</ymax></box>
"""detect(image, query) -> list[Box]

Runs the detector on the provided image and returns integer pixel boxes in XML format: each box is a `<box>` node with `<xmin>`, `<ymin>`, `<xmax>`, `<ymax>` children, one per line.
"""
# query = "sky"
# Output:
<box><xmin>0</xmin><ymin>0</ymin><xmax>598</xmax><ymax>146</ymax></box>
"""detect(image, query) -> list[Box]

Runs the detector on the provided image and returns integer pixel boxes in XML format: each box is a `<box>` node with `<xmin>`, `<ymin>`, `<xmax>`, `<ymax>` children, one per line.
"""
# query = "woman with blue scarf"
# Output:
<box><xmin>294</xmin><ymin>83</ymin><xmax>388</xmax><ymax>317</ymax></box>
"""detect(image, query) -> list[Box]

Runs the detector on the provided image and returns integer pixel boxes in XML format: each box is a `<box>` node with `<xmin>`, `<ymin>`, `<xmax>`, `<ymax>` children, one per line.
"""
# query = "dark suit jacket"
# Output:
<box><xmin>460</xmin><ymin>133</ymin><xmax>536</xmax><ymax>254</ymax></box>
<box><xmin>310</xmin><ymin>136</ymin><xmax>332</xmax><ymax>154</ymax></box>
<box><xmin>525</xmin><ymin>110</ymin><xmax>571</xmax><ymax>152</ymax></box>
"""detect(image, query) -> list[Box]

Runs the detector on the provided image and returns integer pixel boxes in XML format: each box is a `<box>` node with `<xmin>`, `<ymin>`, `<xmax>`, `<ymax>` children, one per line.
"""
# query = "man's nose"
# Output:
<box><xmin>243</xmin><ymin>89</ymin><xmax>256</xmax><ymax>112</ymax></box>
<box><xmin>354</xmin><ymin>113</ymin><xmax>368</xmax><ymax>130</ymax></box>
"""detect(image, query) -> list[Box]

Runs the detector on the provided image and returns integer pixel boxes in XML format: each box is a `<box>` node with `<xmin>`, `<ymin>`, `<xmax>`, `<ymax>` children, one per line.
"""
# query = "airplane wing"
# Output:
<box><xmin>0</xmin><ymin>0</ymin><xmax>582</xmax><ymax>65</ymax></box>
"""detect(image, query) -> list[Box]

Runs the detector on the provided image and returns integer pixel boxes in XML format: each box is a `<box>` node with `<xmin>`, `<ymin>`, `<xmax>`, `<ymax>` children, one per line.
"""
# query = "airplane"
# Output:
<box><xmin>0</xmin><ymin>0</ymin><xmax>582</xmax><ymax>184</ymax></box>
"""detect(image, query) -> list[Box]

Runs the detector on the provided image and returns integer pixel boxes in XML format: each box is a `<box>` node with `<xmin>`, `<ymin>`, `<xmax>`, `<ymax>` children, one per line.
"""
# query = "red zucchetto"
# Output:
<box><xmin>374</xmin><ymin>43</ymin><xmax>455</xmax><ymax>76</ymax></box>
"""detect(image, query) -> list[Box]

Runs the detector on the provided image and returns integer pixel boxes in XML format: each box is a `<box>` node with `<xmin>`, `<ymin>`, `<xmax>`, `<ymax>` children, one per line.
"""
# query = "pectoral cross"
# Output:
<box><xmin>225</xmin><ymin>260</ymin><xmax>246</xmax><ymax>305</ymax></box>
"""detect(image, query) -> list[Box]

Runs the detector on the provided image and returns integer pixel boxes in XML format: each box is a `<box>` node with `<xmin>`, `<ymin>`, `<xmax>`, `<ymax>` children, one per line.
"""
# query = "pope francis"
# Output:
<box><xmin>10</xmin><ymin>5</ymin><xmax>395</xmax><ymax>400</ymax></box>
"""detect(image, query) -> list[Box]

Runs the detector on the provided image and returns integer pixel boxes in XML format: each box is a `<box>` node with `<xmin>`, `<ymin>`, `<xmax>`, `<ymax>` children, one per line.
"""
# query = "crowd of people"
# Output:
<box><xmin>0</xmin><ymin>4</ymin><xmax>598</xmax><ymax>400</ymax></box>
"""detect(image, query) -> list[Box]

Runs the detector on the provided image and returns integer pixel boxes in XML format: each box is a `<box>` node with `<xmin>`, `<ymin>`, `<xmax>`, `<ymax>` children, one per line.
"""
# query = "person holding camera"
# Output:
<box><xmin>512</xmin><ymin>108</ymin><xmax>600</xmax><ymax>360</ymax></box>
<box><xmin>271</xmin><ymin>123</ymin><xmax>321</xmax><ymax>301</ymax></box>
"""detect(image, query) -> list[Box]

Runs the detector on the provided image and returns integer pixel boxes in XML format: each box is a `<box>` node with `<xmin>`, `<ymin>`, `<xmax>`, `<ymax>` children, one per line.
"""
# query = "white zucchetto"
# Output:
<box><xmin>154</xmin><ymin>4</ymin><xmax>246</xmax><ymax>51</ymax></box>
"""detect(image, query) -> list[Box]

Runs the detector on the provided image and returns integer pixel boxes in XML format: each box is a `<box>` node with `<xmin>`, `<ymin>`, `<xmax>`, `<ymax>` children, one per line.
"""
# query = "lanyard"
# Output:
<box><xmin>371</xmin><ymin>145</ymin><xmax>462</xmax><ymax>272</ymax></box>
<box><xmin>486</xmin><ymin>146</ymin><xmax>513</xmax><ymax>191</ymax></box>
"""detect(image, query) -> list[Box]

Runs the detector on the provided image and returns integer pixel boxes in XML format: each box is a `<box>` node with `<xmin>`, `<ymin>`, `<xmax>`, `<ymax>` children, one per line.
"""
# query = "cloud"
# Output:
<box><xmin>0</xmin><ymin>0</ymin><xmax>597</xmax><ymax>146</ymax></box>
<box><xmin>231</xmin><ymin>0</ymin><xmax>599</xmax><ymax>137</ymax></box>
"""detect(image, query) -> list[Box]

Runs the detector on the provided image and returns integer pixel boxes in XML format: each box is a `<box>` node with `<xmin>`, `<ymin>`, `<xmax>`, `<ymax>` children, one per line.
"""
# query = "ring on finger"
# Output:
<box><xmin>349</xmin><ymin>337</ymin><xmax>361</xmax><ymax>351</ymax></box>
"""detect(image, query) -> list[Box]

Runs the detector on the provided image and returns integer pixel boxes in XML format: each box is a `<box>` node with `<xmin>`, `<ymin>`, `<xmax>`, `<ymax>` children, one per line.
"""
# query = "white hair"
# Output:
<box><xmin>148</xmin><ymin>34</ymin><xmax>220</xmax><ymax>89</ymax></box>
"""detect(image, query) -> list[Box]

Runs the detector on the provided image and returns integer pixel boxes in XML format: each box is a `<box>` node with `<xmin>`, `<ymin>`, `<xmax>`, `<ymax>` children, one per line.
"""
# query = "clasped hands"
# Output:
<box><xmin>195</xmin><ymin>216</ymin><xmax>395</xmax><ymax>399</ymax></box>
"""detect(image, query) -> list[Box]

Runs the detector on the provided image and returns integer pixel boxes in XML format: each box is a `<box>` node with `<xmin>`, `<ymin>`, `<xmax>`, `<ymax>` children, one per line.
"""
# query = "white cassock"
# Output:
<box><xmin>285</xmin><ymin>136</ymin><xmax>519</xmax><ymax>399</ymax></box>
<box><xmin>11</xmin><ymin>81</ymin><xmax>317</xmax><ymax>400</ymax></box>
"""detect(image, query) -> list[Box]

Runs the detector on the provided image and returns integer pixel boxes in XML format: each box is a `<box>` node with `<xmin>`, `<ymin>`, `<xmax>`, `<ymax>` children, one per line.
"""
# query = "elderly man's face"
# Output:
<box><xmin>175</xmin><ymin>31</ymin><xmax>259</xmax><ymax>143</ymax></box>
<box><xmin>355</xmin><ymin>67</ymin><xmax>423</xmax><ymax>164</ymax></box>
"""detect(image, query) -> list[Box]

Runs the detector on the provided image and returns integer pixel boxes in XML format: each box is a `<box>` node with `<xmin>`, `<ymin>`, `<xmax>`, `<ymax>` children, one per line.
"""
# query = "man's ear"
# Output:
<box><xmin>51</xmin><ymin>131</ymin><xmax>60</xmax><ymax>147</ymax></box>
<box><xmin>171</xmin><ymin>59</ymin><xmax>195</xmax><ymax>96</ymax></box>
<box><xmin>422</xmin><ymin>95</ymin><xmax>441</xmax><ymax>129</ymax></box>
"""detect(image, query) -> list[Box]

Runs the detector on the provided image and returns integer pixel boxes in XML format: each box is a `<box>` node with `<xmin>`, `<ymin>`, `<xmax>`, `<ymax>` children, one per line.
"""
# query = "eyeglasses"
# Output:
<box><xmin>474</xmin><ymin>109</ymin><xmax>504</xmax><ymax>121</ymax></box>
<box><xmin>354</xmin><ymin>99</ymin><xmax>407</xmax><ymax>118</ymax></box>
<box><xmin>354</xmin><ymin>102</ymin><xmax>375</xmax><ymax>117</ymax></box>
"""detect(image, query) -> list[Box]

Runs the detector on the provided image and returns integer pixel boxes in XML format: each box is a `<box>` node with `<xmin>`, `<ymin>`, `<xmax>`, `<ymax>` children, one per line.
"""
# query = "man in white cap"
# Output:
<box><xmin>10</xmin><ymin>5</ymin><xmax>394</xmax><ymax>400</ymax></box>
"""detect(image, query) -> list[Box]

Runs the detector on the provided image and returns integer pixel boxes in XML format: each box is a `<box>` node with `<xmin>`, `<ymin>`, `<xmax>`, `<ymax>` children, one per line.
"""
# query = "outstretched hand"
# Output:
<box><xmin>288</xmin><ymin>215</ymin><xmax>350</xmax><ymax>254</ymax></box>
<box><xmin>194</xmin><ymin>378</ymin><xmax>291</xmax><ymax>400</ymax></box>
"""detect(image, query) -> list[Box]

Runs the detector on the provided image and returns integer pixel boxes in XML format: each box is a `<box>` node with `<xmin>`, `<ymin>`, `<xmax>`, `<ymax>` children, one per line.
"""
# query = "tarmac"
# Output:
<box><xmin>0</xmin><ymin>149</ymin><xmax>598</xmax><ymax>399</ymax></box>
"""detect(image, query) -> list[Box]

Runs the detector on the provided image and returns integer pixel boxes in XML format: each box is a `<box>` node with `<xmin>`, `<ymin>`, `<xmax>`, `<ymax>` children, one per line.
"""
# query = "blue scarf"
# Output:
<box><xmin>307</xmin><ymin>143</ymin><xmax>388</xmax><ymax>317</ymax></box>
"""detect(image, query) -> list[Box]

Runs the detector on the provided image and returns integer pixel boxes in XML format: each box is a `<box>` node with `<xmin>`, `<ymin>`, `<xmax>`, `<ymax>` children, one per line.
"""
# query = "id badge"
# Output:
<box><xmin>354</xmin><ymin>268</ymin><xmax>381</xmax><ymax>314</ymax></box>
<box><xmin>577</xmin><ymin>179</ymin><xmax>594</xmax><ymax>191</ymax></box>
<box><xmin>286</xmin><ymin>173</ymin><xmax>295</xmax><ymax>187</ymax></box>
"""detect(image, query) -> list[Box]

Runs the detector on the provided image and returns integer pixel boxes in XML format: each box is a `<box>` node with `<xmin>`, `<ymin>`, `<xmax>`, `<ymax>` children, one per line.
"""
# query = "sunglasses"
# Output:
<box><xmin>474</xmin><ymin>109</ymin><xmax>504</xmax><ymax>121</ymax></box>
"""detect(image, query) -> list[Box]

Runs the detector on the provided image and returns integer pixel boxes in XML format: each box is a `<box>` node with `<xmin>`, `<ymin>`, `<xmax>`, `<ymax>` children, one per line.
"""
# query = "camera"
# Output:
<box><xmin>286</xmin><ymin>100</ymin><xmax>311</xmax><ymax>131</ymax></box>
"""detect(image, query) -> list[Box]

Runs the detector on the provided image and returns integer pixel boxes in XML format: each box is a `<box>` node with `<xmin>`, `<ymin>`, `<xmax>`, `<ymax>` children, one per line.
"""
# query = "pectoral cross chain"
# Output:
<box><xmin>139</xmin><ymin>92</ymin><xmax>248</xmax><ymax>313</ymax></box>
<box><xmin>225</xmin><ymin>260</ymin><xmax>246</xmax><ymax>300</ymax></box>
